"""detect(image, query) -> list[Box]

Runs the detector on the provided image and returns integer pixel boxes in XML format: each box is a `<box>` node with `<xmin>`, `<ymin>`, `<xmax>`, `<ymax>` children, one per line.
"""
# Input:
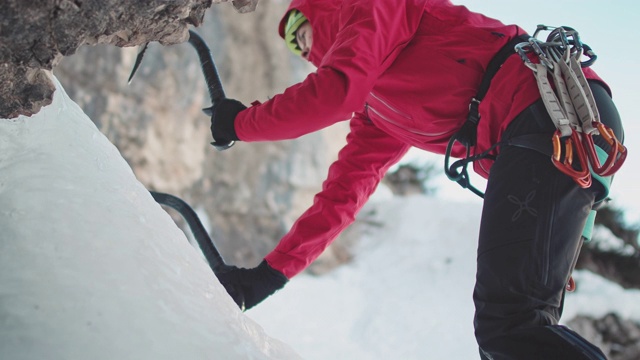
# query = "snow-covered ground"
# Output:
<box><xmin>251</xmin><ymin>193</ymin><xmax>481</xmax><ymax>359</ymax></box>
<box><xmin>249</xmin><ymin>189</ymin><xmax>640</xmax><ymax>359</ymax></box>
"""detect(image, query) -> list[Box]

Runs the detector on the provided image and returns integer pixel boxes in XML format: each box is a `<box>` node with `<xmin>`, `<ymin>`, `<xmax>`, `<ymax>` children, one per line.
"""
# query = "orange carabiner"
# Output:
<box><xmin>582</xmin><ymin>122</ymin><xmax>627</xmax><ymax>177</ymax></box>
<box><xmin>566</xmin><ymin>276</ymin><xmax>576</xmax><ymax>292</ymax></box>
<box><xmin>551</xmin><ymin>130</ymin><xmax>592</xmax><ymax>188</ymax></box>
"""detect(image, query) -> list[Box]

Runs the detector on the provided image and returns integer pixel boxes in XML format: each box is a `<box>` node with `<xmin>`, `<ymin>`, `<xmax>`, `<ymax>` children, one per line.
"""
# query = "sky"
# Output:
<box><xmin>402</xmin><ymin>1</ymin><xmax>640</xmax><ymax>222</ymax></box>
<box><xmin>2</xmin><ymin>75</ymin><xmax>638</xmax><ymax>359</ymax></box>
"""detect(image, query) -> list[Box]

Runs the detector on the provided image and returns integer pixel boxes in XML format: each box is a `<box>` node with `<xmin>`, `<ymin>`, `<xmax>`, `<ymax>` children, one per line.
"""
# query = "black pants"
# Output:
<box><xmin>474</xmin><ymin>81</ymin><xmax>623</xmax><ymax>360</ymax></box>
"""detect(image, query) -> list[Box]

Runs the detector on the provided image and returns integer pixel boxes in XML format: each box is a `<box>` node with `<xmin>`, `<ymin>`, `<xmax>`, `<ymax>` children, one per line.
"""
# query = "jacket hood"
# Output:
<box><xmin>278</xmin><ymin>0</ymin><xmax>342</xmax><ymax>66</ymax></box>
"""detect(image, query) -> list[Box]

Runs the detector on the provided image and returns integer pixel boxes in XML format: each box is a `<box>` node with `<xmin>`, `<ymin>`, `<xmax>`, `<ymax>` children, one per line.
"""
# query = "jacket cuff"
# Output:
<box><xmin>259</xmin><ymin>260</ymin><xmax>289</xmax><ymax>286</ymax></box>
<box><xmin>265</xmin><ymin>251</ymin><xmax>302</xmax><ymax>279</ymax></box>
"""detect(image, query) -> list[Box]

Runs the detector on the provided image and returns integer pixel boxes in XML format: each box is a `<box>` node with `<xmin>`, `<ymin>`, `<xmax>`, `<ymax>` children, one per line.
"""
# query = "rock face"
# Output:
<box><xmin>0</xmin><ymin>0</ymin><xmax>261</xmax><ymax>119</ymax></box>
<box><xmin>567</xmin><ymin>313</ymin><xmax>640</xmax><ymax>360</ymax></box>
<box><xmin>53</xmin><ymin>1</ymin><xmax>350</xmax><ymax>268</ymax></box>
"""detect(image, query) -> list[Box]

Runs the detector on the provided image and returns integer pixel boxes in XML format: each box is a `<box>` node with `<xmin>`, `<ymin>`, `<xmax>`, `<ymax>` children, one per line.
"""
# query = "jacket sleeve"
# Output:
<box><xmin>234</xmin><ymin>0</ymin><xmax>425</xmax><ymax>141</ymax></box>
<box><xmin>264</xmin><ymin>112</ymin><xmax>411</xmax><ymax>278</ymax></box>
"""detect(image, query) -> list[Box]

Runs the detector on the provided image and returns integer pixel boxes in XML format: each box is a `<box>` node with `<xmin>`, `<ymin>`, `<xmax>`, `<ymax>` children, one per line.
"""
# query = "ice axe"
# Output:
<box><xmin>127</xmin><ymin>31</ymin><xmax>235</xmax><ymax>273</ymax></box>
<box><xmin>127</xmin><ymin>29</ymin><xmax>234</xmax><ymax>151</ymax></box>
<box><xmin>150</xmin><ymin>191</ymin><xmax>232</xmax><ymax>274</ymax></box>
<box><xmin>186</xmin><ymin>30</ymin><xmax>235</xmax><ymax>151</ymax></box>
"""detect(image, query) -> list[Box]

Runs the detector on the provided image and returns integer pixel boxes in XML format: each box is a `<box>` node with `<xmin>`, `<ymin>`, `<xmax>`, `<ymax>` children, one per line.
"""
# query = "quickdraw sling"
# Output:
<box><xmin>444</xmin><ymin>26</ymin><xmax>627</xmax><ymax>198</ymax></box>
<box><xmin>515</xmin><ymin>25</ymin><xmax>626</xmax><ymax>187</ymax></box>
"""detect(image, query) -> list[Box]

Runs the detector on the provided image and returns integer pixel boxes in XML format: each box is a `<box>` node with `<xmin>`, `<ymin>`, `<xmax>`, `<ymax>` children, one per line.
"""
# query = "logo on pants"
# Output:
<box><xmin>508</xmin><ymin>190</ymin><xmax>538</xmax><ymax>221</ymax></box>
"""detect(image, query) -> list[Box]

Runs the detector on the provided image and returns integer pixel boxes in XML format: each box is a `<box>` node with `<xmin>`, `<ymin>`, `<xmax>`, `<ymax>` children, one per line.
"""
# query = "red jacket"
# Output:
<box><xmin>233</xmin><ymin>0</ymin><xmax>605</xmax><ymax>278</ymax></box>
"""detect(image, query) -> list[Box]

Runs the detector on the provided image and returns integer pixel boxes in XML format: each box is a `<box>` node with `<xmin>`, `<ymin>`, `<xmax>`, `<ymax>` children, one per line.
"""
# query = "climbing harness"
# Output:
<box><xmin>445</xmin><ymin>25</ymin><xmax>627</xmax><ymax>198</ymax></box>
<box><xmin>515</xmin><ymin>25</ymin><xmax>626</xmax><ymax>188</ymax></box>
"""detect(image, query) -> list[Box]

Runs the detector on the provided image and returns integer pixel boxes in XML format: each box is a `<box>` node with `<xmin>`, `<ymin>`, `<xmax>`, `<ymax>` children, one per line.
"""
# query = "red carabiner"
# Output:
<box><xmin>582</xmin><ymin>122</ymin><xmax>627</xmax><ymax>177</ymax></box>
<box><xmin>551</xmin><ymin>130</ymin><xmax>592</xmax><ymax>188</ymax></box>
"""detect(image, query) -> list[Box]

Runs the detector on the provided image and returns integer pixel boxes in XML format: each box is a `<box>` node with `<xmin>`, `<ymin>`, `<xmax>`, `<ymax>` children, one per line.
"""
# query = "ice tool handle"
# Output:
<box><xmin>188</xmin><ymin>30</ymin><xmax>234</xmax><ymax>151</ymax></box>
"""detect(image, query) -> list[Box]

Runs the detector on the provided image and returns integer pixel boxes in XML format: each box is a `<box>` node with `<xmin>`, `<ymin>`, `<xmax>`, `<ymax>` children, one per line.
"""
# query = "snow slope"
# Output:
<box><xmin>0</xmin><ymin>75</ymin><xmax>300</xmax><ymax>360</ymax></box>
<box><xmin>249</xmin><ymin>195</ymin><xmax>482</xmax><ymax>359</ymax></box>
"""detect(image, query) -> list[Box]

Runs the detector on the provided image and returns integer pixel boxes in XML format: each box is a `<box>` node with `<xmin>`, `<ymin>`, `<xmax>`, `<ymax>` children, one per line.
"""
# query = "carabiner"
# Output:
<box><xmin>515</xmin><ymin>41</ymin><xmax>538</xmax><ymax>71</ymax></box>
<box><xmin>551</xmin><ymin>130</ymin><xmax>592</xmax><ymax>188</ymax></box>
<box><xmin>529</xmin><ymin>39</ymin><xmax>555</xmax><ymax>69</ymax></box>
<box><xmin>566</xmin><ymin>276</ymin><xmax>576</xmax><ymax>292</ymax></box>
<box><xmin>582</xmin><ymin>122</ymin><xmax>627</xmax><ymax>177</ymax></box>
<box><xmin>580</xmin><ymin>43</ymin><xmax>597</xmax><ymax>68</ymax></box>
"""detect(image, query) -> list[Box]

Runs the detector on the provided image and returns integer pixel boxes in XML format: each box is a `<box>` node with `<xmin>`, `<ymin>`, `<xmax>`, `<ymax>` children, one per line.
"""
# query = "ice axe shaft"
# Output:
<box><xmin>188</xmin><ymin>30</ymin><xmax>234</xmax><ymax>151</ymax></box>
<box><xmin>188</xmin><ymin>30</ymin><xmax>226</xmax><ymax>106</ymax></box>
<box><xmin>150</xmin><ymin>191</ymin><xmax>231</xmax><ymax>274</ymax></box>
<box><xmin>126</xmin><ymin>31</ymin><xmax>234</xmax><ymax>151</ymax></box>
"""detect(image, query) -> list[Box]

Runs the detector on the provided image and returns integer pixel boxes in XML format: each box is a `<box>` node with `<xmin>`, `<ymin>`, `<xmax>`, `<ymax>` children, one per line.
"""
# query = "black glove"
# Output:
<box><xmin>215</xmin><ymin>260</ymin><xmax>288</xmax><ymax>311</ymax></box>
<box><xmin>210</xmin><ymin>98</ymin><xmax>246</xmax><ymax>144</ymax></box>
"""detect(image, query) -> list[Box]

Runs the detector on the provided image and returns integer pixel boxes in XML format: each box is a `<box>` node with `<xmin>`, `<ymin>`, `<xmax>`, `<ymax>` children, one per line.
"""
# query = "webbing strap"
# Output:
<box><xmin>563</xmin><ymin>54</ymin><xmax>599</xmax><ymax>134</ymax></box>
<box><xmin>463</xmin><ymin>34</ymin><xmax>531</xmax><ymax>146</ymax></box>
<box><xmin>444</xmin><ymin>34</ymin><xmax>529</xmax><ymax>198</ymax></box>
<box><xmin>476</xmin><ymin>34</ymin><xmax>532</xmax><ymax>103</ymax></box>
<box><xmin>532</xmin><ymin>62</ymin><xmax>573</xmax><ymax>136</ymax></box>
<box><xmin>531</xmin><ymin>52</ymin><xmax>600</xmax><ymax>137</ymax></box>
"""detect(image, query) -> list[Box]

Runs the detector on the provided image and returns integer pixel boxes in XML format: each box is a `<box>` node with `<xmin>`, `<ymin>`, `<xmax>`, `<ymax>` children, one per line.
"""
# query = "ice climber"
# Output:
<box><xmin>210</xmin><ymin>0</ymin><xmax>626</xmax><ymax>358</ymax></box>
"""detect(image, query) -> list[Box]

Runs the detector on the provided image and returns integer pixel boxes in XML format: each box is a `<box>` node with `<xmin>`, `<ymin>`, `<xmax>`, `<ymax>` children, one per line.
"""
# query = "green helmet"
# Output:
<box><xmin>284</xmin><ymin>10</ymin><xmax>308</xmax><ymax>56</ymax></box>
